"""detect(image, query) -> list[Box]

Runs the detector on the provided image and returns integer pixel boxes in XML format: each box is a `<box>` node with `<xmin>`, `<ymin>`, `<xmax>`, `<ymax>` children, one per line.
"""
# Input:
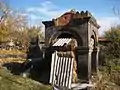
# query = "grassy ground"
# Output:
<box><xmin>0</xmin><ymin>49</ymin><xmax>120</xmax><ymax>90</ymax></box>
<box><xmin>0</xmin><ymin>49</ymin><xmax>52</xmax><ymax>90</ymax></box>
<box><xmin>0</xmin><ymin>67</ymin><xmax>52</xmax><ymax>90</ymax></box>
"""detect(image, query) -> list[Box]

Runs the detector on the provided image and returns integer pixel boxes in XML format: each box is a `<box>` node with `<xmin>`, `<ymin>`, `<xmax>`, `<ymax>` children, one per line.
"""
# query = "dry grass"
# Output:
<box><xmin>0</xmin><ymin>49</ymin><xmax>26</xmax><ymax>55</ymax></box>
<box><xmin>0</xmin><ymin>58</ymin><xmax>26</xmax><ymax>64</ymax></box>
<box><xmin>91</xmin><ymin>70</ymin><xmax>120</xmax><ymax>90</ymax></box>
<box><xmin>0</xmin><ymin>49</ymin><xmax>27</xmax><ymax>64</ymax></box>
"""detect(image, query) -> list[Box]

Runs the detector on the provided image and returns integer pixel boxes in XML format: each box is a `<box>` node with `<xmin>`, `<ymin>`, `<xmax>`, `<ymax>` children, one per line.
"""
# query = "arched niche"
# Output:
<box><xmin>90</xmin><ymin>30</ymin><xmax>98</xmax><ymax>47</ymax></box>
<box><xmin>48</xmin><ymin>29</ymin><xmax>83</xmax><ymax>47</ymax></box>
<box><xmin>90</xmin><ymin>31</ymin><xmax>99</xmax><ymax>74</ymax></box>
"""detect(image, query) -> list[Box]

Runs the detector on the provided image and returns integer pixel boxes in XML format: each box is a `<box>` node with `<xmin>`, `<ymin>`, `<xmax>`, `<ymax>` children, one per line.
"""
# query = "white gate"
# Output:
<box><xmin>49</xmin><ymin>51</ymin><xmax>74</xmax><ymax>89</ymax></box>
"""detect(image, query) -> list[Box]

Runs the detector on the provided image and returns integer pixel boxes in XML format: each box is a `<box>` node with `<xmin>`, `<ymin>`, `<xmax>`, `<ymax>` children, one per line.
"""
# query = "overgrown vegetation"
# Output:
<box><xmin>97</xmin><ymin>25</ymin><xmax>120</xmax><ymax>90</ymax></box>
<box><xmin>104</xmin><ymin>25</ymin><xmax>120</xmax><ymax>58</ymax></box>
<box><xmin>96</xmin><ymin>58</ymin><xmax>120</xmax><ymax>90</ymax></box>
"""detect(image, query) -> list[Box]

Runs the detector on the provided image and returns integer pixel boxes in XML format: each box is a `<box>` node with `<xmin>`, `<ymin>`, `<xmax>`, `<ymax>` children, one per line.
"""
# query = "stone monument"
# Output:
<box><xmin>42</xmin><ymin>10</ymin><xmax>100</xmax><ymax>89</ymax></box>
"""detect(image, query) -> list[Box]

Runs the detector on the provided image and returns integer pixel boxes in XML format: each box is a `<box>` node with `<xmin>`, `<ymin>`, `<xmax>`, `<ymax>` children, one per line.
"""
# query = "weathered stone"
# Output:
<box><xmin>42</xmin><ymin>9</ymin><xmax>100</xmax><ymax>88</ymax></box>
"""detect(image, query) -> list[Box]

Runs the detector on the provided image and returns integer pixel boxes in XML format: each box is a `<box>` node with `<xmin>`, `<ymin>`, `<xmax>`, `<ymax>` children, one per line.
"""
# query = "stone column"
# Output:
<box><xmin>76</xmin><ymin>47</ymin><xmax>93</xmax><ymax>82</ymax></box>
<box><xmin>91</xmin><ymin>47</ymin><xmax>100</xmax><ymax>74</ymax></box>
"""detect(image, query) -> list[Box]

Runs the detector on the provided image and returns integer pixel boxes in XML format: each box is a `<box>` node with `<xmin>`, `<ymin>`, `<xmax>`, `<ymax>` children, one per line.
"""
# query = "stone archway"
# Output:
<box><xmin>49</xmin><ymin>30</ymin><xmax>83</xmax><ymax>47</ymax></box>
<box><xmin>90</xmin><ymin>34</ymin><xmax>99</xmax><ymax>74</ymax></box>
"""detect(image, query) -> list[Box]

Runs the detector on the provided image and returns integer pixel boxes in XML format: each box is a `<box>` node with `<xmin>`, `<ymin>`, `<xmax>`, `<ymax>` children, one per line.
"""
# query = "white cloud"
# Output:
<box><xmin>97</xmin><ymin>17</ymin><xmax>120</xmax><ymax>36</ymax></box>
<box><xmin>26</xmin><ymin>1</ymin><xmax>67</xmax><ymax>20</ymax></box>
<box><xmin>28</xmin><ymin>14</ymin><xmax>41</xmax><ymax>20</ymax></box>
<box><xmin>26</xmin><ymin>1</ymin><xmax>120</xmax><ymax>35</ymax></box>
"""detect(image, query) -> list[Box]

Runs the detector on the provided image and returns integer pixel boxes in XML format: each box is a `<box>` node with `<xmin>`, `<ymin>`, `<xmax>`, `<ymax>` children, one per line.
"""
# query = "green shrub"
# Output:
<box><xmin>104</xmin><ymin>25</ymin><xmax>120</xmax><ymax>58</ymax></box>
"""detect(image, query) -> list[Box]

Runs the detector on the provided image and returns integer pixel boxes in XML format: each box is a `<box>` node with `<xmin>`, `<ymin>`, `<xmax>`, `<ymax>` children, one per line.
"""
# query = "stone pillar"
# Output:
<box><xmin>91</xmin><ymin>47</ymin><xmax>100</xmax><ymax>73</ymax></box>
<box><xmin>76</xmin><ymin>47</ymin><xmax>93</xmax><ymax>82</ymax></box>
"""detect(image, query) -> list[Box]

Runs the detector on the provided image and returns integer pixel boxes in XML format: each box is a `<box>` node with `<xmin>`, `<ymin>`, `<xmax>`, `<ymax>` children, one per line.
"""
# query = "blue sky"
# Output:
<box><xmin>3</xmin><ymin>0</ymin><xmax>120</xmax><ymax>35</ymax></box>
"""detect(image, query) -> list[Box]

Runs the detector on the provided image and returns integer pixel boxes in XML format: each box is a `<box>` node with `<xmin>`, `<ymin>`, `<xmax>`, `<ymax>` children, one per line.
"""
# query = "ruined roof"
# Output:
<box><xmin>42</xmin><ymin>10</ymin><xmax>100</xmax><ymax>28</ymax></box>
<box><xmin>55</xmin><ymin>10</ymin><xmax>100</xmax><ymax>28</ymax></box>
<box><xmin>98</xmin><ymin>37</ymin><xmax>110</xmax><ymax>42</ymax></box>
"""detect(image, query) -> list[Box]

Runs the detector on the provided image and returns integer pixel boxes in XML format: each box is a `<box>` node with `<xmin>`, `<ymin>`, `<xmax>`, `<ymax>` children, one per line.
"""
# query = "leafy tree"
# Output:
<box><xmin>104</xmin><ymin>25</ymin><xmax>120</xmax><ymax>58</ymax></box>
<box><xmin>0</xmin><ymin>2</ymin><xmax>28</xmax><ymax>48</ymax></box>
<box><xmin>0</xmin><ymin>2</ymin><xmax>11</xmax><ymax>42</ymax></box>
<box><xmin>0</xmin><ymin>2</ymin><xmax>44</xmax><ymax>50</ymax></box>
<box><xmin>27</xmin><ymin>26</ymin><xmax>44</xmax><ymax>43</ymax></box>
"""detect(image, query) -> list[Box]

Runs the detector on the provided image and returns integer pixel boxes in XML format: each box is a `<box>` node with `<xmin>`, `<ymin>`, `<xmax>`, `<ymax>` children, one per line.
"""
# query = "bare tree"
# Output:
<box><xmin>0</xmin><ymin>2</ymin><xmax>10</xmax><ymax>24</ymax></box>
<box><xmin>0</xmin><ymin>2</ymin><xmax>44</xmax><ymax>50</ymax></box>
<box><xmin>113</xmin><ymin>6</ymin><xmax>120</xmax><ymax>20</ymax></box>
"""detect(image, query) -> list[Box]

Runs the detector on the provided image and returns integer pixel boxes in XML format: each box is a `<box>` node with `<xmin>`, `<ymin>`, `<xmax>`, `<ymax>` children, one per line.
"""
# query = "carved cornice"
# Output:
<box><xmin>42</xmin><ymin>10</ymin><xmax>100</xmax><ymax>28</ymax></box>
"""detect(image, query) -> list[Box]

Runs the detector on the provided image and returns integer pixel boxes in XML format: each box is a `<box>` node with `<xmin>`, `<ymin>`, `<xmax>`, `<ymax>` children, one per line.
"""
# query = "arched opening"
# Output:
<box><xmin>57</xmin><ymin>33</ymin><xmax>74</xmax><ymax>38</ymax></box>
<box><xmin>48</xmin><ymin>30</ymin><xmax>84</xmax><ymax>83</ymax></box>
<box><xmin>57</xmin><ymin>32</ymin><xmax>80</xmax><ymax>83</ymax></box>
<box><xmin>91</xmin><ymin>35</ymin><xmax>95</xmax><ymax>48</ymax></box>
<box><xmin>49</xmin><ymin>30</ymin><xmax>83</xmax><ymax>46</ymax></box>
<box><xmin>90</xmin><ymin>35</ymin><xmax>98</xmax><ymax>75</ymax></box>
<box><xmin>91</xmin><ymin>30</ymin><xmax>97</xmax><ymax>47</ymax></box>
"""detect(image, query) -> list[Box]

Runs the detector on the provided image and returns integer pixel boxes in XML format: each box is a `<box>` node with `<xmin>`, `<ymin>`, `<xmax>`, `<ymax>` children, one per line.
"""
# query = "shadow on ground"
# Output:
<box><xmin>2</xmin><ymin>37</ymin><xmax>53</xmax><ymax>85</ymax></box>
<box><xmin>2</xmin><ymin>57</ymin><xmax>51</xmax><ymax>85</ymax></box>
